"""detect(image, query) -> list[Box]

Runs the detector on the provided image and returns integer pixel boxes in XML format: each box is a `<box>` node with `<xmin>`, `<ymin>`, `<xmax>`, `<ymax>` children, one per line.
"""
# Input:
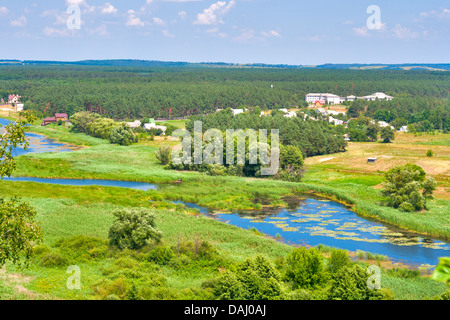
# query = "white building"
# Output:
<box><xmin>144</xmin><ymin>122</ymin><xmax>167</xmax><ymax>135</ymax></box>
<box><xmin>329</xmin><ymin>117</ymin><xmax>344</xmax><ymax>125</ymax></box>
<box><xmin>399</xmin><ymin>126</ymin><xmax>409</xmax><ymax>133</ymax></box>
<box><xmin>126</xmin><ymin>120</ymin><xmax>142</xmax><ymax>128</ymax></box>
<box><xmin>284</xmin><ymin>111</ymin><xmax>297</xmax><ymax>118</ymax></box>
<box><xmin>306</xmin><ymin>92</ymin><xmax>394</xmax><ymax>105</ymax></box>
<box><xmin>359</xmin><ymin>92</ymin><xmax>394</xmax><ymax>101</ymax></box>
<box><xmin>377</xmin><ymin>121</ymin><xmax>395</xmax><ymax>130</ymax></box>
<box><xmin>232</xmin><ymin>109</ymin><xmax>244</xmax><ymax>116</ymax></box>
<box><xmin>305</xmin><ymin>93</ymin><xmax>342</xmax><ymax>105</ymax></box>
<box><xmin>16</xmin><ymin>103</ymin><xmax>24</xmax><ymax>112</ymax></box>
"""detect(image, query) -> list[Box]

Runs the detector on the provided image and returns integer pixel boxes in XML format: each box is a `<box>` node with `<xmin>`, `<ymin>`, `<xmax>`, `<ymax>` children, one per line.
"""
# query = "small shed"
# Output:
<box><xmin>367</xmin><ymin>157</ymin><xmax>377</xmax><ymax>163</ymax></box>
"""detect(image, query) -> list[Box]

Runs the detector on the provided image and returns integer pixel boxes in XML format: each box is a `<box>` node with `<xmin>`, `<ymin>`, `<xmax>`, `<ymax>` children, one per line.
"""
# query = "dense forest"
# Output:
<box><xmin>0</xmin><ymin>66</ymin><xmax>448</xmax><ymax>122</ymax></box>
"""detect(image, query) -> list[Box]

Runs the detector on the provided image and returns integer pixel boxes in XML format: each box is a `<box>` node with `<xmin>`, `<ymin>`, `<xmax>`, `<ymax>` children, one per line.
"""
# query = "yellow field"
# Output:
<box><xmin>305</xmin><ymin>132</ymin><xmax>450</xmax><ymax>200</ymax></box>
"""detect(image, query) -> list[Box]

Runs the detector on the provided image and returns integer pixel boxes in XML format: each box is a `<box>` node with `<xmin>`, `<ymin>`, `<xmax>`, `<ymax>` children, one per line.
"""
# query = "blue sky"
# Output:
<box><xmin>0</xmin><ymin>0</ymin><xmax>449</xmax><ymax>64</ymax></box>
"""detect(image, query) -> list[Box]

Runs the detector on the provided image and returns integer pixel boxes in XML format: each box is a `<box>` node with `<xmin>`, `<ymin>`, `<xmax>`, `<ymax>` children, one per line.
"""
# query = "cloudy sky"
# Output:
<box><xmin>0</xmin><ymin>0</ymin><xmax>449</xmax><ymax>64</ymax></box>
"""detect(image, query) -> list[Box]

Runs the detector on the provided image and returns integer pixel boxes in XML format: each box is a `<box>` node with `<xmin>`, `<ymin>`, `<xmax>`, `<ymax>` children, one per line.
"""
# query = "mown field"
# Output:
<box><xmin>0</xmin><ymin>122</ymin><xmax>449</xmax><ymax>300</ymax></box>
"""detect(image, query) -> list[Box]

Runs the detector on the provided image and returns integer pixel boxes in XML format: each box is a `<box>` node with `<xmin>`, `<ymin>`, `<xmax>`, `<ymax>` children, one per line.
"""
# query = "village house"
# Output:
<box><xmin>8</xmin><ymin>94</ymin><xmax>21</xmax><ymax>104</ymax></box>
<box><xmin>126</xmin><ymin>120</ymin><xmax>142</xmax><ymax>128</ymax></box>
<box><xmin>41</xmin><ymin>113</ymin><xmax>69</xmax><ymax>126</ymax></box>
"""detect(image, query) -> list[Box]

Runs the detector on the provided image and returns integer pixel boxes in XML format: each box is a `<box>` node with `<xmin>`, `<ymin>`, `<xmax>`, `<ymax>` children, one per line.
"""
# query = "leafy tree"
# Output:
<box><xmin>366</xmin><ymin>123</ymin><xmax>379</xmax><ymax>142</ymax></box>
<box><xmin>283</xmin><ymin>247</ymin><xmax>328</xmax><ymax>289</ymax></box>
<box><xmin>109</xmin><ymin>123</ymin><xmax>137</xmax><ymax>146</ymax></box>
<box><xmin>328</xmin><ymin>265</ymin><xmax>384</xmax><ymax>300</ymax></box>
<box><xmin>0</xmin><ymin>197</ymin><xmax>43</xmax><ymax>267</ymax></box>
<box><xmin>211</xmin><ymin>255</ymin><xmax>284</xmax><ymax>300</ymax></box>
<box><xmin>109</xmin><ymin>208</ymin><xmax>163</xmax><ymax>250</ymax></box>
<box><xmin>70</xmin><ymin>111</ymin><xmax>101</xmax><ymax>133</ymax></box>
<box><xmin>426</xmin><ymin>149</ymin><xmax>433</xmax><ymax>157</ymax></box>
<box><xmin>381</xmin><ymin>164</ymin><xmax>435</xmax><ymax>211</ymax></box>
<box><xmin>380</xmin><ymin>126</ymin><xmax>395</xmax><ymax>143</ymax></box>
<box><xmin>328</xmin><ymin>248</ymin><xmax>351</xmax><ymax>274</ymax></box>
<box><xmin>0</xmin><ymin>112</ymin><xmax>43</xmax><ymax>267</ymax></box>
<box><xmin>155</xmin><ymin>145</ymin><xmax>172</xmax><ymax>165</ymax></box>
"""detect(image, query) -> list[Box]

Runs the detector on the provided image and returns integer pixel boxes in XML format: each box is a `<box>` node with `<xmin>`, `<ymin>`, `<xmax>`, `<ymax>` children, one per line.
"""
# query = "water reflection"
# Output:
<box><xmin>176</xmin><ymin>196</ymin><xmax>450</xmax><ymax>267</ymax></box>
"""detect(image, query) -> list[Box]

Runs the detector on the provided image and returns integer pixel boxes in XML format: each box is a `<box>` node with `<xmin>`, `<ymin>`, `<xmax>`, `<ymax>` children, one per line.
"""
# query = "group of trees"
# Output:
<box><xmin>348</xmin><ymin>97</ymin><xmax>450</xmax><ymax>133</ymax></box>
<box><xmin>382</xmin><ymin>164</ymin><xmax>437</xmax><ymax>212</ymax></box>
<box><xmin>70</xmin><ymin>111</ymin><xmax>137</xmax><ymax>146</ymax></box>
<box><xmin>347</xmin><ymin>116</ymin><xmax>395</xmax><ymax>143</ymax></box>
<box><xmin>208</xmin><ymin>247</ymin><xmax>389</xmax><ymax>300</ymax></box>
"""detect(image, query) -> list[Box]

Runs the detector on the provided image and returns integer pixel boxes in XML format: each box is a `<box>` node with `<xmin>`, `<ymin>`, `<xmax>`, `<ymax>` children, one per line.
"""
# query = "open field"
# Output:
<box><xmin>0</xmin><ymin>122</ymin><xmax>448</xmax><ymax>300</ymax></box>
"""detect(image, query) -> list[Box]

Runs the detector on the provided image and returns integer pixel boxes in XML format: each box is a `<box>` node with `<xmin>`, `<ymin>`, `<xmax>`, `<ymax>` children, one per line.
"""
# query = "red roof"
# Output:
<box><xmin>43</xmin><ymin>117</ymin><xmax>56</xmax><ymax>121</ymax></box>
<box><xmin>55</xmin><ymin>113</ymin><xmax>68</xmax><ymax>118</ymax></box>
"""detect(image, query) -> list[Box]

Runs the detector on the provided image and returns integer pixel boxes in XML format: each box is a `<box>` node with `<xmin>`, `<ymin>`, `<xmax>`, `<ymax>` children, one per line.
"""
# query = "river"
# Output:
<box><xmin>1</xmin><ymin>117</ymin><xmax>449</xmax><ymax>267</ymax></box>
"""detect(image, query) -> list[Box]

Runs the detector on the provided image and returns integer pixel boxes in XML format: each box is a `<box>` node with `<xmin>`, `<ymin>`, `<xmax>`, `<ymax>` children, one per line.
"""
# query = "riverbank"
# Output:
<box><xmin>12</xmin><ymin>122</ymin><xmax>450</xmax><ymax>240</ymax></box>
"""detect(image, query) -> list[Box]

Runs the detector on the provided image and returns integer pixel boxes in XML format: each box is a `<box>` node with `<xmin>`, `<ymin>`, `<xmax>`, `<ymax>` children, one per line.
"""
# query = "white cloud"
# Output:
<box><xmin>126</xmin><ymin>10</ymin><xmax>145</xmax><ymax>27</ymax></box>
<box><xmin>391</xmin><ymin>24</ymin><xmax>419</xmax><ymax>39</ymax></box>
<box><xmin>101</xmin><ymin>3</ymin><xmax>118</xmax><ymax>15</ymax></box>
<box><xmin>153</xmin><ymin>17</ymin><xmax>167</xmax><ymax>26</ymax></box>
<box><xmin>420</xmin><ymin>8</ymin><xmax>450</xmax><ymax>19</ymax></box>
<box><xmin>233</xmin><ymin>28</ymin><xmax>256</xmax><ymax>42</ymax></box>
<box><xmin>261</xmin><ymin>30</ymin><xmax>280</xmax><ymax>38</ymax></box>
<box><xmin>0</xmin><ymin>6</ymin><xmax>9</xmax><ymax>15</ymax></box>
<box><xmin>10</xmin><ymin>16</ymin><xmax>27</xmax><ymax>27</ymax></box>
<box><xmin>162</xmin><ymin>29</ymin><xmax>175</xmax><ymax>38</ymax></box>
<box><xmin>43</xmin><ymin>26</ymin><xmax>70</xmax><ymax>37</ymax></box>
<box><xmin>194</xmin><ymin>1</ymin><xmax>236</xmax><ymax>25</ymax></box>
<box><xmin>353</xmin><ymin>26</ymin><xmax>370</xmax><ymax>37</ymax></box>
<box><xmin>178</xmin><ymin>11</ymin><xmax>187</xmax><ymax>20</ymax></box>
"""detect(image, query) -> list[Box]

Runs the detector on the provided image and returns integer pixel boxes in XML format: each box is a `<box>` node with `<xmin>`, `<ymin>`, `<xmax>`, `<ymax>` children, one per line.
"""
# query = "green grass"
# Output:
<box><xmin>1</xmin><ymin>126</ymin><xmax>449</xmax><ymax>300</ymax></box>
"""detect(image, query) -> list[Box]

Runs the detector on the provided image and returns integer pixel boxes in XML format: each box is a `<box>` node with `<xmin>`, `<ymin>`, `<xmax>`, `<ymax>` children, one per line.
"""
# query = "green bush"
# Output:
<box><xmin>426</xmin><ymin>150</ymin><xmax>433</xmax><ymax>157</ymax></box>
<box><xmin>283</xmin><ymin>247</ymin><xmax>329</xmax><ymax>290</ymax></box>
<box><xmin>210</xmin><ymin>255</ymin><xmax>284</xmax><ymax>300</ymax></box>
<box><xmin>328</xmin><ymin>265</ymin><xmax>384</xmax><ymax>300</ymax></box>
<box><xmin>155</xmin><ymin>145</ymin><xmax>172</xmax><ymax>165</ymax></box>
<box><xmin>145</xmin><ymin>246</ymin><xmax>175</xmax><ymax>265</ymax></box>
<box><xmin>109</xmin><ymin>208</ymin><xmax>163</xmax><ymax>250</ymax></box>
<box><xmin>40</xmin><ymin>251</ymin><xmax>70</xmax><ymax>267</ymax></box>
<box><xmin>328</xmin><ymin>248</ymin><xmax>351</xmax><ymax>274</ymax></box>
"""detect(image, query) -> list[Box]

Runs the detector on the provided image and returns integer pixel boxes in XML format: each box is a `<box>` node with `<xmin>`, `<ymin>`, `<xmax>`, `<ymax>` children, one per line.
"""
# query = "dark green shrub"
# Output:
<box><xmin>284</xmin><ymin>247</ymin><xmax>329</xmax><ymax>290</ymax></box>
<box><xmin>442</xmin><ymin>289</ymin><xmax>450</xmax><ymax>300</ymax></box>
<box><xmin>109</xmin><ymin>208</ymin><xmax>162</xmax><ymax>250</ymax></box>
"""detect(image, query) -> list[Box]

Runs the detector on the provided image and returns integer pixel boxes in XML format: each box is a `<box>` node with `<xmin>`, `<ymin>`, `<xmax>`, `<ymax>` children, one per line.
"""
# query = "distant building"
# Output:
<box><xmin>42</xmin><ymin>117</ymin><xmax>57</xmax><ymax>126</ymax></box>
<box><xmin>359</xmin><ymin>92</ymin><xmax>394</xmax><ymax>101</ymax></box>
<box><xmin>55</xmin><ymin>113</ymin><xmax>68</xmax><ymax>121</ymax></box>
<box><xmin>306</xmin><ymin>92</ymin><xmax>394</xmax><ymax>105</ymax></box>
<box><xmin>367</xmin><ymin>157</ymin><xmax>378</xmax><ymax>163</ymax></box>
<box><xmin>399</xmin><ymin>126</ymin><xmax>409</xmax><ymax>133</ymax></box>
<box><xmin>143</xmin><ymin>121</ymin><xmax>167</xmax><ymax>135</ymax></box>
<box><xmin>306</xmin><ymin>93</ymin><xmax>341</xmax><ymax>105</ymax></box>
<box><xmin>41</xmin><ymin>113</ymin><xmax>69</xmax><ymax>126</ymax></box>
<box><xmin>8</xmin><ymin>94</ymin><xmax>20</xmax><ymax>104</ymax></box>
<box><xmin>126</xmin><ymin>120</ymin><xmax>142</xmax><ymax>128</ymax></box>
<box><xmin>16</xmin><ymin>103</ymin><xmax>24</xmax><ymax>112</ymax></box>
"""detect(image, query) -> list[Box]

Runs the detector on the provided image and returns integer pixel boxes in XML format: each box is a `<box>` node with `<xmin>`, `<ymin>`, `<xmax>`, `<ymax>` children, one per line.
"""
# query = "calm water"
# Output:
<box><xmin>0</xmin><ymin>118</ymin><xmax>76</xmax><ymax>155</ymax></box>
<box><xmin>175</xmin><ymin>199</ymin><xmax>450</xmax><ymax>267</ymax></box>
<box><xmin>2</xmin><ymin>118</ymin><xmax>449</xmax><ymax>267</ymax></box>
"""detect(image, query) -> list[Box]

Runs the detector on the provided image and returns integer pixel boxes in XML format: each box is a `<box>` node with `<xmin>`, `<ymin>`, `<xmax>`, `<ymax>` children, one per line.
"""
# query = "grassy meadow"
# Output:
<box><xmin>0</xmin><ymin>121</ymin><xmax>449</xmax><ymax>300</ymax></box>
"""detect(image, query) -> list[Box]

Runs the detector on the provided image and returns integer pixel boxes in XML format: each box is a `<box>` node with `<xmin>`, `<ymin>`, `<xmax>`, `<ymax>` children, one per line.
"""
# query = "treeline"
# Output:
<box><xmin>186</xmin><ymin>110</ymin><xmax>347</xmax><ymax>158</ymax></box>
<box><xmin>348</xmin><ymin>97</ymin><xmax>450</xmax><ymax>132</ymax></box>
<box><xmin>0</xmin><ymin>65</ymin><xmax>448</xmax><ymax>120</ymax></box>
